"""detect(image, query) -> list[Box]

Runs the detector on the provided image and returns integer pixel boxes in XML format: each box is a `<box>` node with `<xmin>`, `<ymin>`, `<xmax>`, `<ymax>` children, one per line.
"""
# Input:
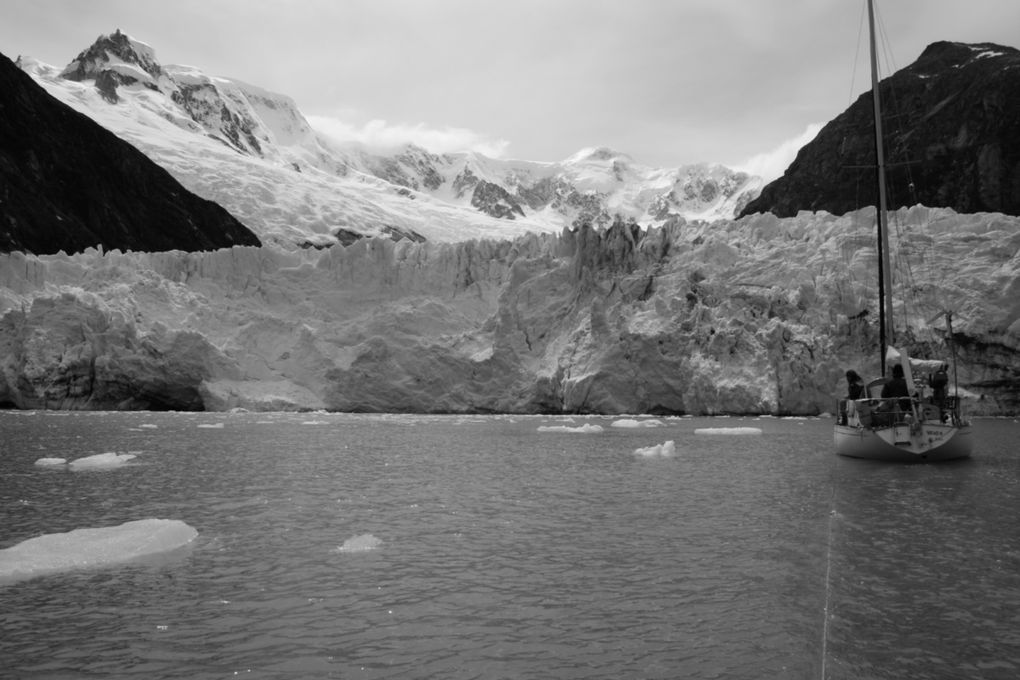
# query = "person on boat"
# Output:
<box><xmin>845</xmin><ymin>370</ymin><xmax>865</xmax><ymax>399</ymax></box>
<box><xmin>880</xmin><ymin>364</ymin><xmax>911</xmax><ymax>423</ymax></box>
<box><xmin>929</xmin><ymin>363</ymin><xmax>948</xmax><ymax>408</ymax></box>
<box><xmin>838</xmin><ymin>369</ymin><xmax>865</xmax><ymax>426</ymax></box>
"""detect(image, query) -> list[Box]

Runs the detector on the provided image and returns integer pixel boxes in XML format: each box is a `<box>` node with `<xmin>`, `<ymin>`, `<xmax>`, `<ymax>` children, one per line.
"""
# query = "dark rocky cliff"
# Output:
<box><xmin>0</xmin><ymin>51</ymin><xmax>261</xmax><ymax>254</ymax></box>
<box><xmin>741</xmin><ymin>41</ymin><xmax>1020</xmax><ymax>218</ymax></box>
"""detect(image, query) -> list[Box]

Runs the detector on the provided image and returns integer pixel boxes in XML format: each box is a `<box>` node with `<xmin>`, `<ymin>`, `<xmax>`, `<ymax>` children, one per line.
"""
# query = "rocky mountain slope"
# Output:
<box><xmin>0</xmin><ymin>51</ymin><xmax>260</xmax><ymax>254</ymax></box>
<box><xmin>17</xmin><ymin>31</ymin><xmax>762</xmax><ymax>249</ymax></box>
<box><xmin>742</xmin><ymin>41</ymin><xmax>1020</xmax><ymax>218</ymax></box>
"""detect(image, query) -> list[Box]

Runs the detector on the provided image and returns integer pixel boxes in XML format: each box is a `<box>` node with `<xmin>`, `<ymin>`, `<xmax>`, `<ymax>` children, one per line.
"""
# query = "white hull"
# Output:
<box><xmin>834</xmin><ymin>421</ymin><xmax>973</xmax><ymax>463</ymax></box>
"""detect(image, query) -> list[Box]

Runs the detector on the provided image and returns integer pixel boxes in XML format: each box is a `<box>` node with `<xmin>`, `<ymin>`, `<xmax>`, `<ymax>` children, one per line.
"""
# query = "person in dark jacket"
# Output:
<box><xmin>881</xmin><ymin>364</ymin><xmax>911</xmax><ymax>422</ymax></box>
<box><xmin>929</xmin><ymin>363</ymin><xmax>948</xmax><ymax>407</ymax></box>
<box><xmin>845</xmin><ymin>370</ymin><xmax>865</xmax><ymax>399</ymax></box>
<box><xmin>840</xmin><ymin>369</ymin><xmax>866</xmax><ymax>425</ymax></box>
<box><xmin>882</xmin><ymin>364</ymin><xmax>909</xmax><ymax>399</ymax></box>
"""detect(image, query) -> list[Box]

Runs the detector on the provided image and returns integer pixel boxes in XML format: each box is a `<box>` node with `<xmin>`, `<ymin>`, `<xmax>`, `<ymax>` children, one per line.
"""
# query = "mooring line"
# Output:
<box><xmin>820</xmin><ymin>456</ymin><xmax>838</xmax><ymax>680</ymax></box>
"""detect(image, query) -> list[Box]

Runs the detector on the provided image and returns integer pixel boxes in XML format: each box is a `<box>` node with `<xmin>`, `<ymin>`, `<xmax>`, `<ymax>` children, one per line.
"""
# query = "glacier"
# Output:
<box><xmin>2</xmin><ymin>206</ymin><xmax>1017</xmax><ymax>415</ymax></box>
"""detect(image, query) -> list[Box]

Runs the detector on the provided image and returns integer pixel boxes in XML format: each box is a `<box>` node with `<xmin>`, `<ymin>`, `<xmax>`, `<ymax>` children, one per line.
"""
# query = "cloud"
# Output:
<box><xmin>734</xmin><ymin>123</ymin><xmax>824</xmax><ymax>182</ymax></box>
<box><xmin>307</xmin><ymin>115</ymin><xmax>510</xmax><ymax>158</ymax></box>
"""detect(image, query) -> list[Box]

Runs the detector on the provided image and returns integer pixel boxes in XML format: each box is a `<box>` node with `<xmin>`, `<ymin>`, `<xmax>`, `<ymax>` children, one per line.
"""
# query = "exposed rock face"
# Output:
<box><xmin>1</xmin><ymin>208</ymin><xmax>1017</xmax><ymax>415</ymax></box>
<box><xmin>471</xmin><ymin>181</ymin><xmax>526</xmax><ymax>219</ymax></box>
<box><xmin>741</xmin><ymin>42</ymin><xmax>1020</xmax><ymax>218</ymax></box>
<box><xmin>0</xmin><ymin>52</ymin><xmax>261</xmax><ymax>254</ymax></box>
<box><xmin>60</xmin><ymin>29</ymin><xmax>163</xmax><ymax>83</ymax></box>
<box><xmin>59</xmin><ymin>29</ymin><xmax>277</xmax><ymax>159</ymax></box>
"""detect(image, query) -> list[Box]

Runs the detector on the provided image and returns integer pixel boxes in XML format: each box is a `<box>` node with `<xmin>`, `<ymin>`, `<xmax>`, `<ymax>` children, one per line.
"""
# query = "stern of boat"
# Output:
<box><xmin>834</xmin><ymin>397</ymin><xmax>972</xmax><ymax>462</ymax></box>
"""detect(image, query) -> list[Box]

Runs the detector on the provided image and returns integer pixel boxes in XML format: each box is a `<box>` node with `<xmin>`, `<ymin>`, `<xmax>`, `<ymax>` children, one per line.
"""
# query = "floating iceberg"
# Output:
<box><xmin>34</xmin><ymin>457</ymin><xmax>67</xmax><ymax>467</ymax></box>
<box><xmin>536</xmin><ymin>424</ymin><xmax>604</xmax><ymax>433</ymax></box>
<box><xmin>67</xmin><ymin>452</ymin><xmax>137</xmax><ymax>470</ymax></box>
<box><xmin>0</xmin><ymin>519</ymin><xmax>198</xmax><ymax>584</ymax></box>
<box><xmin>611</xmin><ymin>419</ymin><xmax>665</xmax><ymax>429</ymax></box>
<box><xmin>633</xmin><ymin>440</ymin><xmax>676</xmax><ymax>458</ymax></box>
<box><xmin>693</xmin><ymin>427</ymin><xmax>763</xmax><ymax>435</ymax></box>
<box><xmin>336</xmin><ymin>533</ymin><xmax>382</xmax><ymax>553</ymax></box>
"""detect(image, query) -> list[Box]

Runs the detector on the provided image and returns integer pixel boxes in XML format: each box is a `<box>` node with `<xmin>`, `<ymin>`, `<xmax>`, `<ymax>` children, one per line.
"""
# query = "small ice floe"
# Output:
<box><xmin>611</xmin><ymin>418</ymin><xmax>665</xmax><ymax>429</ymax></box>
<box><xmin>335</xmin><ymin>533</ymin><xmax>382</xmax><ymax>553</ymax></box>
<box><xmin>633</xmin><ymin>440</ymin><xmax>676</xmax><ymax>458</ymax></box>
<box><xmin>693</xmin><ymin>427</ymin><xmax>763</xmax><ymax>435</ymax></box>
<box><xmin>536</xmin><ymin>424</ymin><xmax>604</xmax><ymax>433</ymax></box>
<box><xmin>139</xmin><ymin>424</ymin><xmax>158</xmax><ymax>429</ymax></box>
<box><xmin>197</xmin><ymin>423</ymin><xmax>225</xmax><ymax>429</ymax></box>
<box><xmin>67</xmin><ymin>452</ymin><xmax>137</xmax><ymax>471</ymax></box>
<box><xmin>34</xmin><ymin>457</ymin><xmax>67</xmax><ymax>467</ymax></box>
<box><xmin>0</xmin><ymin>518</ymin><xmax>198</xmax><ymax>584</ymax></box>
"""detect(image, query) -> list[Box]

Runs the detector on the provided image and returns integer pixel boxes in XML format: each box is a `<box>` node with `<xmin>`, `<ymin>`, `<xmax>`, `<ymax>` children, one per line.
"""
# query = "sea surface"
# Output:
<box><xmin>1</xmin><ymin>411</ymin><xmax>1018</xmax><ymax>680</ymax></box>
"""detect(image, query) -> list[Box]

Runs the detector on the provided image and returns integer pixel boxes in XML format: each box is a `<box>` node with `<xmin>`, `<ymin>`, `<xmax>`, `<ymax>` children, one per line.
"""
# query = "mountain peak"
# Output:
<box><xmin>907</xmin><ymin>40</ymin><xmax>1020</xmax><ymax>76</ymax></box>
<box><xmin>740</xmin><ymin>40</ymin><xmax>1020</xmax><ymax>218</ymax></box>
<box><xmin>564</xmin><ymin>146</ymin><xmax>633</xmax><ymax>165</ymax></box>
<box><xmin>60</xmin><ymin>29</ymin><xmax>164</xmax><ymax>86</ymax></box>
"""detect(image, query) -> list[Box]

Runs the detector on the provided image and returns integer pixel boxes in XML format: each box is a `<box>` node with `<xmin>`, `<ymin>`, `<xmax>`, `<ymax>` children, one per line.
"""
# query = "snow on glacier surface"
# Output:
<box><xmin>20</xmin><ymin>57</ymin><xmax>560</xmax><ymax>247</ymax></box>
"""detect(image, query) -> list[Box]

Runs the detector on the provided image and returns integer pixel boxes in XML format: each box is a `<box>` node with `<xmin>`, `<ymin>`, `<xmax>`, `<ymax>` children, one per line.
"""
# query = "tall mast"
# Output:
<box><xmin>867</xmin><ymin>0</ymin><xmax>893</xmax><ymax>374</ymax></box>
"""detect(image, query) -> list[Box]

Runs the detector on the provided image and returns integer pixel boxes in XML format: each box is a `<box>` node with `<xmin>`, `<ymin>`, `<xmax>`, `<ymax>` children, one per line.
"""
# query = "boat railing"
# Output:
<box><xmin>837</xmin><ymin>396</ymin><xmax>958</xmax><ymax>428</ymax></box>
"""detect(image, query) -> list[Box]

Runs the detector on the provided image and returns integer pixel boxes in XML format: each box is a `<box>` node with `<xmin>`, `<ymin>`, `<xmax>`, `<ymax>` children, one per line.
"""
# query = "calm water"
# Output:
<box><xmin>0</xmin><ymin>412</ymin><xmax>1018</xmax><ymax>680</ymax></box>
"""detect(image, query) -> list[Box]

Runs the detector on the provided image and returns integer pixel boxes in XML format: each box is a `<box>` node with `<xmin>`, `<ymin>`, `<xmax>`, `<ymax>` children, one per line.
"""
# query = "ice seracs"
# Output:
<box><xmin>0</xmin><ymin>206</ymin><xmax>1016</xmax><ymax>415</ymax></box>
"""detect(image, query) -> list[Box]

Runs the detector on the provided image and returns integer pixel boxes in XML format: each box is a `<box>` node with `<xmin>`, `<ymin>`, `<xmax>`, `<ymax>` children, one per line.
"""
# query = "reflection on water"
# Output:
<box><xmin>0</xmin><ymin>412</ymin><xmax>1018</xmax><ymax>679</ymax></box>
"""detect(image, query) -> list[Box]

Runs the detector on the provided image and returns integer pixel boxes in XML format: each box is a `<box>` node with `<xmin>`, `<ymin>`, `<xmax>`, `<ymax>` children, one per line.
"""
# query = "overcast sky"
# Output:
<box><xmin>2</xmin><ymin>1</ymin><xmax>1017</xmax><ymax>178</ymax></box>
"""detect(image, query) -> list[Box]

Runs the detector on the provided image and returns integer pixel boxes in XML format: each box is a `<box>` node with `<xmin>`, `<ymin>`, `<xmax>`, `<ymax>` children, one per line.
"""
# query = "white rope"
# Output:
<box><xmin>820</xmin><ymin>459</ymin><xmax>838</xmax><ymax>680</ymax></box>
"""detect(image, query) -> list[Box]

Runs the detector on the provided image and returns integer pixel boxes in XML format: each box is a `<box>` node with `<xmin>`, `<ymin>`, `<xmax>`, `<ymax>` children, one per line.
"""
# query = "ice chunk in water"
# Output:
<box><xmin>336</xmin><ymin>533</ymin><xmax>382</xmax><ymax>553</ymax></box>
<box><xmin>0</xmin><ymin>519</ymin><xmax>198</xmax><ymax>584</ymax></box>
<box><xmin>34</xmin><ymin>457</ymin><xmax>67</xmax><ymax>467</ymax></box>
<box><xmin>633</xmin><ymin>440</ymin><xmax>676</xmax><ymax>458</ymax></box>
<box><xmin>611</xmin><ymin>418</ymin><xmax>665</xmax><ymax>428</ymax></box>
<box><xmin>67</xmin><ymin>452</ymin><xmax>137</xmax><ymax>470</ymax></box>
<box><xmin>537</xmin><ymin>424</ymin><xmax>604</xmax><ymax>433</ymax></box>
<box><xmin>694</xmin><ymin>427</ymin><xmax>763</xmax><ymax>435</ymax></box>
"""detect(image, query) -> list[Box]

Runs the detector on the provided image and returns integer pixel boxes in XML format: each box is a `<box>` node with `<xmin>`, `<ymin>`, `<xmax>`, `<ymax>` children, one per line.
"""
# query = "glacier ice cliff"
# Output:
<box><xmin>1</xmin><ymin>207</ymin><xmax>1018</xmax><ymax>415</ymax></box>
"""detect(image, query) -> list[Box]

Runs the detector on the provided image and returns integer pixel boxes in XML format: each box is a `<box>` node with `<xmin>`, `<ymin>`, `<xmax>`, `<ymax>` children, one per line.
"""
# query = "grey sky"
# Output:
<box><xmin>2</xmin><ymin>0</ymin><xmax>1017</xmax><ymax>174</ymax></box>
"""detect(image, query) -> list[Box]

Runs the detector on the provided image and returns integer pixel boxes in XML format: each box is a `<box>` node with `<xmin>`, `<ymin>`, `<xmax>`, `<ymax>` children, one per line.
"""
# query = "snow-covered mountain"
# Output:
<box><xmin>0</xmin><ymin>50</ymin><xmax>260</xmax><ymax>254</ymax></box>
<box><xmin>17</xmin><ymin>30</ymin><xmax>762</xmax><ymax>248</ymax></box>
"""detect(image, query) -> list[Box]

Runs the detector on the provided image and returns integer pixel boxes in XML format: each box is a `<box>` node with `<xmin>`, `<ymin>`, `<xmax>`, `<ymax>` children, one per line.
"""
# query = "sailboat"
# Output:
<box><xmin>833</xmin><ymin>0</ymin><xmax>973</xmax><ymax>462</ymax></box>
